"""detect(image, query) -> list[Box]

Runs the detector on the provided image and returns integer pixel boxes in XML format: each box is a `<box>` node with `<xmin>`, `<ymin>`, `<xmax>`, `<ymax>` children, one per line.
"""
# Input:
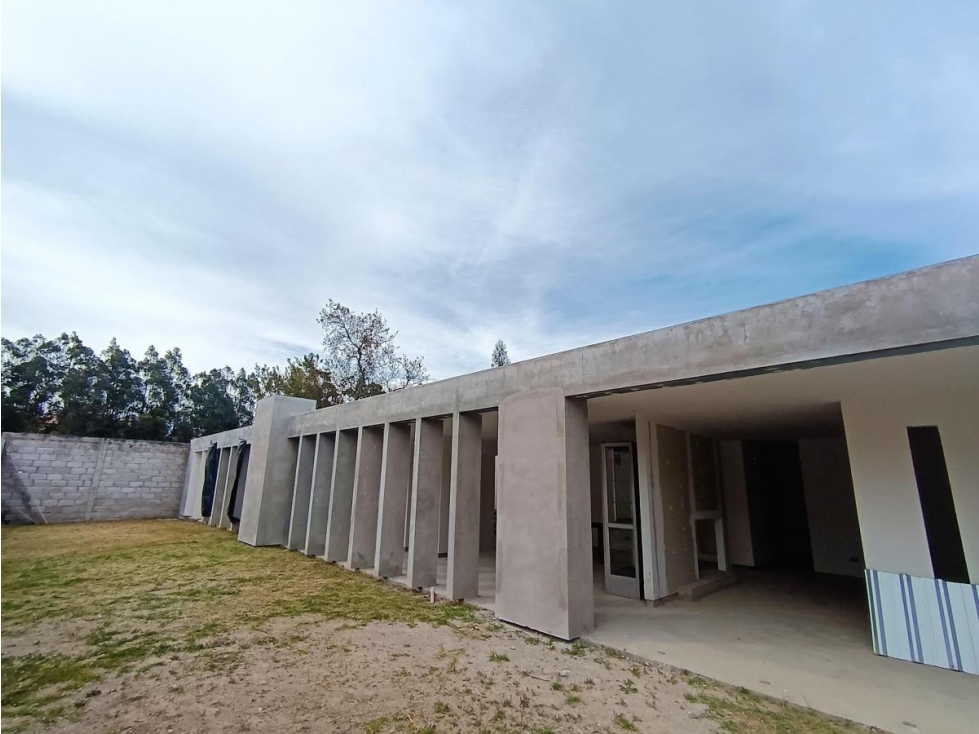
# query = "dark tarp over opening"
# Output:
<box><xmin>226</xmin><ymin>441</ymin><xmax>250</xmax><ymax>524</ymax></box>
<box><xmin>200</xmin><ymin>443</ymin><xmax>220</xmax><ymax>518</ymax></box>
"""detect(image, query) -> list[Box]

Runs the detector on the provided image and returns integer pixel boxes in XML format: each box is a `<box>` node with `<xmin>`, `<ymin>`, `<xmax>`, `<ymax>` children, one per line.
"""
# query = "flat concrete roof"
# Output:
<box><xmin>286</xmin><ymin>255</ymin><xmax>978</xmax><ymax>435</ymax></box>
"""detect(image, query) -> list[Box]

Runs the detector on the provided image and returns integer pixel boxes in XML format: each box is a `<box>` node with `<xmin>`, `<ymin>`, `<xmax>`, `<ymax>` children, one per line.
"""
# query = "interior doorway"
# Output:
<box><xmin>742</xmin><ymin>440</ymin><xmax>814</xmax><ymax>573</ymax></box>
<box><xmin>600</xmin><ymin>442</ymin><xmax>643</xmax><ymax>599</ymax></box>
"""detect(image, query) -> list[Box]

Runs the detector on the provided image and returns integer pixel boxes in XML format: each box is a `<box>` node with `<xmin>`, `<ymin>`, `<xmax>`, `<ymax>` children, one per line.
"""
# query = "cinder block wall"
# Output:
<box><xmin>1</xmin><ymin>433</ymin><xmax>189</xmax><ymax>524</ymax></box>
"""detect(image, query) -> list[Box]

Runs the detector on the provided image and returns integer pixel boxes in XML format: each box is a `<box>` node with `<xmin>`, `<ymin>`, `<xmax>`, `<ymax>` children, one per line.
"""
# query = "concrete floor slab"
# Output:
<box><xmin>585</xmin><ymin>569</ymin><xmax>979</xmax><ymax>734</ymax></box>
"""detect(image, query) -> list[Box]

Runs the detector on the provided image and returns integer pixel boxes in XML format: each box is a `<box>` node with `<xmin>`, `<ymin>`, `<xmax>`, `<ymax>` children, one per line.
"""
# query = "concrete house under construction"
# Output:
<box><xmin>180</xmin><ymin>256</ymin><xmax>979</xmax><ymax>677</ymax></box>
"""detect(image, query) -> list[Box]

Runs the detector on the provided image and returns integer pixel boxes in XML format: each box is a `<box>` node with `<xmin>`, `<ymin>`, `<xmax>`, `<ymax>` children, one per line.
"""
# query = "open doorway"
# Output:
<box><xmin>742</xmin><ymin>440</ymin><xmax>814</xmax><ymax>574</ymax></box>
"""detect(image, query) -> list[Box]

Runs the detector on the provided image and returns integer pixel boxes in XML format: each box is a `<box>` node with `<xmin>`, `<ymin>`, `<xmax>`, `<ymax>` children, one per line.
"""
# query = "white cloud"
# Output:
<box><xmin>3</xmin><ymin>1</ymin><xmax>978</xmax><ymax>377</ymax></box>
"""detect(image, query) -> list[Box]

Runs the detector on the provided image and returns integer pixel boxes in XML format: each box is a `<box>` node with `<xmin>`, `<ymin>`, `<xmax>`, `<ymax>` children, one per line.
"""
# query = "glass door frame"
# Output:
<box><xmin>601</xmin><ymin>441</ymin><xmax>644</xmax><ymax>599</ymax></box>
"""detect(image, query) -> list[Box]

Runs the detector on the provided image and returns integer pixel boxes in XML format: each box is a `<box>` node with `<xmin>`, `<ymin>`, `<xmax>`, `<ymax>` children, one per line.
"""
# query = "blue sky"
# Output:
<box><xmin>3</xmin><ymin>2</ymin><xmax>978</xmax><ymax>378</ymax></box>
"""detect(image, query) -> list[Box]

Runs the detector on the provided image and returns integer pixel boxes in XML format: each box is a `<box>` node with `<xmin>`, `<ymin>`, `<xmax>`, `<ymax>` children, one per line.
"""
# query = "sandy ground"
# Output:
<box><xmin>14</xmin><ymin>613</ymin><xmax>717</xmax><ymax>734</ymax></box>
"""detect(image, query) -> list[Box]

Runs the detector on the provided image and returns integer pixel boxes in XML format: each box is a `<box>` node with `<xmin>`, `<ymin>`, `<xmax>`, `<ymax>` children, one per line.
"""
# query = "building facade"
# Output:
<box><xmin>180</xmin><ymin>256</ymin><xmax>979</xmax><ymax>673</ymax></box>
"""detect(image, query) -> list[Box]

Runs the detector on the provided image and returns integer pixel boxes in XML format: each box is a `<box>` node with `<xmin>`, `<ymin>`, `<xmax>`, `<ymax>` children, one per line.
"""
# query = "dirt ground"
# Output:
<box><xmin>1</xmin><ymin>520</ymin><xmax>870</xmax><ymax>733</ymax></box>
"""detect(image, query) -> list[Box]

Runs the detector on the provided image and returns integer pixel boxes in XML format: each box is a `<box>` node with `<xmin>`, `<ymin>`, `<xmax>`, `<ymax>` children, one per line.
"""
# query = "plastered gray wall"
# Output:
<box><xmin>1</xmin><ymin>433</ymin><xmax>188</xmax><ymax>524</ymax></box>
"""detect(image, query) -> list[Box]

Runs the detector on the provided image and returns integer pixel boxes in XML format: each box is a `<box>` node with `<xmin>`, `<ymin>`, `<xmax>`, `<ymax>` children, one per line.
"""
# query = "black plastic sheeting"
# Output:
<box><xmin>226</xmin><ymin>441</ymin><xmax>250</xmax><ymax>524</ymax></box>
<box><xmin>200</xmin><ymin>443</ymin><xmax>220</xmax><ymax>518</ymax></box>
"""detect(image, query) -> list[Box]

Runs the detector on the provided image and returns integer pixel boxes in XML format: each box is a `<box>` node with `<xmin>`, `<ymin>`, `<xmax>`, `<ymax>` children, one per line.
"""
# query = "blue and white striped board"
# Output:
<box><xmin>866</xmin><ymin>568</ymin><xmax>979</xmax><ymax>674</ymax></box>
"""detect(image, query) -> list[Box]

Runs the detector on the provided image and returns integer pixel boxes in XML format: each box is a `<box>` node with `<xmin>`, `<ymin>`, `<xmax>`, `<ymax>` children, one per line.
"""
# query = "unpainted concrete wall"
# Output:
<box><xmin>799</xmin><ymin>437</ymin><xmax>863</xmax><ymax>577</ymax></box>
<box><xmin>843</xmin><ymin>381</ymin><xmax>979</xmax><ymax>583</ymax></box>
<box><xmin>720</xmin><ymin>440</ymin><xmax>754</xmax><ymax>566</ymax></box>
<box><xmin>657</xmin><ymin>424</ymin><xmax>697</xmax><ymax>594</ymax></box>
<box><xmin>496</xmin><ymin>388</ymin><xmax>594</xmax><ymax>639</ymax></box>
<box><xmin>1</xmin><ymin>433</ymin><xmax>188</xmax><ymax>524</ymax></box>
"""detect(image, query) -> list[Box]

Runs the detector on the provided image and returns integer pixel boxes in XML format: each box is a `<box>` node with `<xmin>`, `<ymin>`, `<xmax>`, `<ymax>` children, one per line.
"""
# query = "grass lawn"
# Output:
<box><xmin>1</xmin><ymin>520</ymin><xmax>868</xmax><ymax>733</ymax></box>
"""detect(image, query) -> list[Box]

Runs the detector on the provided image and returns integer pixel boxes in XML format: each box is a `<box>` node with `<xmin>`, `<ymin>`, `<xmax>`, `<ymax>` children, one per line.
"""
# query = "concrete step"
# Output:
<box><xmin>677</xmin><ymin>571</ymin><xmax>738</xmax><ymax>601</ymax></box>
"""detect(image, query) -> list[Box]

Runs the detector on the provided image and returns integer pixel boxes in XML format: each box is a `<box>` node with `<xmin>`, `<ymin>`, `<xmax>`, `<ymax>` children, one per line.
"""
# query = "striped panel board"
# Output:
<box><xmin>866</xmin><ymin>568</ymin><xmax>979</xmax><ymax>674</ymax></box>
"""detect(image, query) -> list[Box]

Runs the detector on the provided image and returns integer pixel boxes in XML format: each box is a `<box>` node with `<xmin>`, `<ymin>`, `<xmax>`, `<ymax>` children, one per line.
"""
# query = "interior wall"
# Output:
<box><xmin>657</xmin><ymin>424</ymin><xmax>697</xmax><ymax>593</ymax></box>
<box><xmin>798</xmin><ymin>437</ymin><xmax>863</xmax><ymax>577</ymax></box>
<box><xmin>719</xmin><ymin>440</ymin><xmax>754</xmax><ymax>566</ymax></box>
<box><xmin>842</xmin><ymin>383</ymin><xmax>979</xmax><ymax>583</ymax></box>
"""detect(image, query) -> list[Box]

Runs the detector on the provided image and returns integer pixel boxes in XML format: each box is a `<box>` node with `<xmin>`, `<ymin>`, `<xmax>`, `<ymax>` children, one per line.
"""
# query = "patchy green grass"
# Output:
<box><xmin>2</xmin><ymin>520</ymin><xmax>476</xmax><ymax>632</ymax></box>
<box><xmin>433</xmin><ymin>700</ymin><xmax>451</xmax><ymax>715</ymax></box>
<box><xmin>685</xmin><ymin>686</ymin><xmax>861</xmax><ymax>734</ymax></box>
<box><xmin>1</xmin><ymin>520</ymin><xmax>478</xmax><ymax>727</ymax></box>
<box><xmin>619</xmin><ymin>680</ymin><xmax>638</xmax><ymax>695</ymax></box>
<box><xmin>613</xmin><ymin>713</ymin><xmax>638</xmax><ymax>731</ymax></box>
<box><xmin>1</xmin><ymin>653</ymin><xmax>97</xmax><ymax>722</ymax></box>
<box><xmin>488</xmin><ymin>652</ymin><xmax>509</xmax><ymax>663</ymax></box>
<box><xmin>363</xmin><ymin>715</ymin><xmax>390</xmax><ymax>733</ymax></box>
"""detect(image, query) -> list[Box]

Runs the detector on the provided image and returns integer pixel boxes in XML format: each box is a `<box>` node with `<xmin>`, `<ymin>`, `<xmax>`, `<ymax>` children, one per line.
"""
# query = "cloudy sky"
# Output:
<box><xmin>3</xmin><ymin>2</ymin><xmax>978</xmax><ymax>378</ymax></box>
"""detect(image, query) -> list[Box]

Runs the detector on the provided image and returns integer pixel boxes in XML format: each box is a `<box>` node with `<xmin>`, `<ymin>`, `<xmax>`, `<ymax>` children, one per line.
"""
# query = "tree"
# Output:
<box><xmin>135</xmin><ymin>346</ymin><xmax>192</xmax><ymax>441</ymax></box>
<box><xmin>1</xmin><ymin>335</ymin><xmax>65</xmax><ymax>433</ymax></box>
<box><xmin>186</xmin><ymin>368</ymin><xmax>240</xmax><ymax>438</ymax></box>
<box><xmin>94</xmin><ymin>338</ymin><xmax>144</xmax><ymax>436</ymax></box>
<box><xmin>252</xmin><ymin>353</ymin><xmax>340</xmax><ymax>409</ymax></box>
<box><xmin>491</xmin><ymin>340</ymin><xmax>511</xmax><ymax>368</ymax></box>
<box><xmin>53</xmin><ymin>332</ymin><xmax>106</xmax><ymax>437</ymax></box>
<box><xmin>317</xmin><ymin>300</ymin><xmax>428</xmax><ymax>401</ymax></box>
<box><xmin>230</xmin><ymin>368</ymin><xmax>257</xmax><ymax>426</ymax></box>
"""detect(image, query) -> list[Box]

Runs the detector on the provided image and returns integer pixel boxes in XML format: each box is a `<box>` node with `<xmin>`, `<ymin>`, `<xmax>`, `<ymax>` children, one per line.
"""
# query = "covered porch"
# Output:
<box><xmin>587</xmin><ymin>567</ymin><xmax>979</xmax><ymax>734</ymax></box>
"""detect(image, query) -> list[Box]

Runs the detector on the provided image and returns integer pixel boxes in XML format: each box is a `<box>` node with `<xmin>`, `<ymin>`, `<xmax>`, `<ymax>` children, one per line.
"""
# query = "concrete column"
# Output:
<box><xmin>287</xmin><ymin>435</ymin><xmax>316</xmax><ymax>550</ymax></box>
<box><xmin>178</xmin><ymin>448</ymin><xmax>202</xmax><ymax>518</ymax></box>
<box><xmin>217</xmin><ymin>444</ymin><xmax>239</xmax><ymax>529</ymax></box>
<box><xmin>347</xmin><ymin>425</ymin><xmax>384</xmax><ymax>568</ymax></box>
<box><xmin>446</xmin><ymin>411</ymin><xmax>482</xmax><ymax>600</ymax></box>
<box><xmin>304</xmin><ymin>432</ymin><xmax>335</xmax><ymax>557</ymax></box>
<box><xmin>407</xmin><ymin>417</ymin><xmax>443</xmax><ymax>588</ymax></box>
<box><xmin>496</xmin><ymin>388</ymin><xmax>594</xmax><ymax>640</ymax></box>
<box><xmin>209</xmin><ymin>447</ymin><xmax>231</xmax><ymax>526</ymax></box>
<box><xmin>238</xmin><ymin>395</ymin><xmax>317</xmax><ymax>547</ymax></box>
<box><xmin>324</xmin><ymin>429</ymin><xmax>358</xmax><ymax>562</ymax></box>
<box><xmin>374</xmin><ymin>422</ymin><xmax>412</xmax><ymax>577</ymax></box>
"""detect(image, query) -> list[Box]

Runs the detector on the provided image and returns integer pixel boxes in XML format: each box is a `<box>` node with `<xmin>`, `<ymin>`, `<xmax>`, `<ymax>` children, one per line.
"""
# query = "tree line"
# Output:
<box><xmin>1</xmin><ymin>301</ymin><xmax>430</xmax><ymax>442</ymax></box>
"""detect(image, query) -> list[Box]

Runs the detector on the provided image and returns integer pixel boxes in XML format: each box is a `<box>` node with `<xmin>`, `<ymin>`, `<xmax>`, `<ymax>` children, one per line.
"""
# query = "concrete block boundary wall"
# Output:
<box><xmin>1</xmin><ymin>433</ymin><xmax>189</xmax><ymax>524</ymax></box>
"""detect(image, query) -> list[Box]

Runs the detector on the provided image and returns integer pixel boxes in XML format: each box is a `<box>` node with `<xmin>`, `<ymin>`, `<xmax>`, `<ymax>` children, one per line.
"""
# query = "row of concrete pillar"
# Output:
<box><xmin>284</xmin><ymin>412</ymin><xmax>485</xmax><ymax>600</ymax></box>
<box><xmin>195</xmin><ymin>389</ymin><xmax>593</xmax><ymax>640</ymax></box>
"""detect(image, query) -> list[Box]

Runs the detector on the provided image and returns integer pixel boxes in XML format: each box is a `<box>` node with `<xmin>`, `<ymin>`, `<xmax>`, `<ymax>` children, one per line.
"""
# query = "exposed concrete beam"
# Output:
<box><xmin>287</xmin><ymin>256</ymin><xmax>979</xmax><ymax>436</ymax></box>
